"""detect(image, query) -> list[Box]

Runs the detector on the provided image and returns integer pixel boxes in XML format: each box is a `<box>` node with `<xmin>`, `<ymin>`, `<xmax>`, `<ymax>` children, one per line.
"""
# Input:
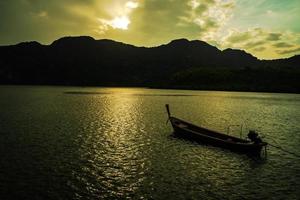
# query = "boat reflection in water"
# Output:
<box><xmin>166</xmin><ymin>104</ymin><xmax>268</xmax><ymax>156</ymax></box>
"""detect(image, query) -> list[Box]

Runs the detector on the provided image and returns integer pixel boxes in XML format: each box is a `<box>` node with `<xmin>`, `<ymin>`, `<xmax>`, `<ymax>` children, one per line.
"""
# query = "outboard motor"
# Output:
<box><xmin>247</xmin><ymin>130</ymin><xmax>262</xmax><ymax>144</ymax></box>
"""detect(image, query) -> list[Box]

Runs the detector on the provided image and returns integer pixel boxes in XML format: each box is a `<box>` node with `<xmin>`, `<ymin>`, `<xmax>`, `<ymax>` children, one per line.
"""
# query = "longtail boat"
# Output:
<box><xmin>166</xmin><ymin>104</ymin><xmax>267</xmax><ymax>155</ymax></box>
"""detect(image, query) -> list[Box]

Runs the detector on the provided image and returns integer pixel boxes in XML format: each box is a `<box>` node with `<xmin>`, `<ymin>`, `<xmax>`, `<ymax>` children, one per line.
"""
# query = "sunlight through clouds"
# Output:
<box><xmin>97</xmin><ymin>1</ymin><xmax>139</xmax><ymax>32</ymax></box>
<box><xmin>125</xmin><ymin>1</ymin><xmax>139</xmax><ymax>9</ymax></box>
<box><xmin>179</xmin><ymin>0</ymin><xmax>235</xmax><ymax>41</ymax></box>
<box><xmin>0</xmin><ymin>0</ymin><xmax>300</xmax><ymax>59</ymax></box>
<box><xmin>110</xmin><ymin>16</ymin><xmax>131</xmax><ymax>30</ymax></box>
<box><xmin>188</xmin><ymin>0</ymin><xmax>200</xmax><ymax>9</ymax></box>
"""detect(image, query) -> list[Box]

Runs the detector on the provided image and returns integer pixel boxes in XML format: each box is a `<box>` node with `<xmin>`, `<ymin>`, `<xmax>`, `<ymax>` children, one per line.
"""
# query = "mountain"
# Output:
<box><xmin>0</xmin><ymin>36</ymin><xmax>299</xmax><ymax>92</ymax></box>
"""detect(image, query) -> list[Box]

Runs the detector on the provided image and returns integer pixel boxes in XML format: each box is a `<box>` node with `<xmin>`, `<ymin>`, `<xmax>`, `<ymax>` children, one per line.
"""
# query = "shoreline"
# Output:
<box><xmin>0</xmin><ymin>84</ymin><xmax>299</xmax><ymax>95</ymax></box>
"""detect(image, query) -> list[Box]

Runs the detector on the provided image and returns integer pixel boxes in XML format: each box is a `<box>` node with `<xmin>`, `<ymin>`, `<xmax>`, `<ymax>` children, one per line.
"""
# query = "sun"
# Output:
<box><xmin>110</xmin><ymin>16</ymin><xmax>130</xmax><ymax>30</ymax></box>
<box><xmin>97</xmin><ymin>1</ymin><xmax>138</xmax><ymax>32</ymax></box>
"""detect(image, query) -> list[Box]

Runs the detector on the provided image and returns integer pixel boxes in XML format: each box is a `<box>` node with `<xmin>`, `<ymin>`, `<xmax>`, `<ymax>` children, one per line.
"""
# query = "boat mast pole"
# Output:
<box><xmin>240</xmin><ymin>124</ymin><xmax>243</xmax><ymax>138</ymax></box>
<box><xmin>165</xmin><ymin>104</ymin><xmax>171</xmax><ymax>118</ymax></box>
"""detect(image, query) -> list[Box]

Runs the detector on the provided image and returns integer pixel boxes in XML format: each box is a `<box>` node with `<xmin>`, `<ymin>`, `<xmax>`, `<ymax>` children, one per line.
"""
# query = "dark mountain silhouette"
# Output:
<box><xmin>0</xmin><ymin>36</ymin><xmax>299</xmax><ymax>92</ymax></box>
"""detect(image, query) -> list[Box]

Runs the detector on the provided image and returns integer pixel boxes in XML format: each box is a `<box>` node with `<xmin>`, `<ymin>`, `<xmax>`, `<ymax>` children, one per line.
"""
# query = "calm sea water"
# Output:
<box><xmin>0</xmin><ymin>86</ymin><xmax>299</xmax><ymax>200</ymax></box>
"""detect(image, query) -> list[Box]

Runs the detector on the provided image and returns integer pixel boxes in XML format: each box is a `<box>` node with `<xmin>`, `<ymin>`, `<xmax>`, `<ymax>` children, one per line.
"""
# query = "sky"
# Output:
<box><xmin>0</xmin><ymin>0</ymin><xmax>300</xmax><ymax>59</ymax></box>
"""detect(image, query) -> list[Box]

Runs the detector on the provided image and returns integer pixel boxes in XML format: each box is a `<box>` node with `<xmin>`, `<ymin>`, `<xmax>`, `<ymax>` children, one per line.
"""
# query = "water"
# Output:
<box><xmin>0</xmin><ymin>86</ymin><xmax>299</xmax><ymax>200</ymax></box>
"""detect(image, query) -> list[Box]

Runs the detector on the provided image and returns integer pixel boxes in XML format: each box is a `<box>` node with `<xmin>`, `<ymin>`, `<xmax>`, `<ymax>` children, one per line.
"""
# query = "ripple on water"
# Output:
<box><xmin>0</xmin><ymin>86</ymin><xmax>299</xmax><ymax>199</ymax></box>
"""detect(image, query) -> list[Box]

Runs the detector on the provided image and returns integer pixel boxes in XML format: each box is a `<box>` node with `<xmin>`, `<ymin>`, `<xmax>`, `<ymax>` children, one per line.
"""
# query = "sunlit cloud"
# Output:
<box><xmin>37</xmin><ymin>11</ymin><xmax>48</xmax><ymax>18</ymax></box>
<box><xmin>277</xmin><ymin>47</ymin><xmax>300</xmax><ymax>55</ymax></box>
<box><xmin>125</xmin><ymin>1</ymin><xmax>139</xmax><ymax>9</ymax></box>
<box><xmin>0</xmin><ymin>0</ymin><xmax>300</xmax><ymax>59</ymax></box>
<box><xmin>273</xmin><ymin>42</ymin><xmax>293</xmax><ymax>48</ymax></box>
<box><xmin>178</xmin><ymin>0</ymin><xmax>235</xmax><ymax>43</ymax></box>
<box><xmin>188</xmin><ymin>0</ymin><xmax>200</xmax><ymax>9</ymax></box>
<box><xmin>219</xmin><ymin>28</ymin><xmax>300</xmax><ymax>59</ymax></box>
<box><xmin>96</xmin><ymin>1</ymin><xmax>139</xmax><ymax>32</ymax></box>
<box><xmin>110</xmin><ymin>16</ymin><xmax>131</xmax><ymax>30</ymax></box>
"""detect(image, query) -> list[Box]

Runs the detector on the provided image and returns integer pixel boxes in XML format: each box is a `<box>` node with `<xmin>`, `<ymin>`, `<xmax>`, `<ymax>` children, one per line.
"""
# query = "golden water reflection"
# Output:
<box><xmin>76</xmin><ymin>88</ymin><xmax>148</xmax><ymax>197</ymax></box>
<box><xmin>63</xmin><ymin>87</ymin><xmax>300</xmax><ymax>199</ymax></box>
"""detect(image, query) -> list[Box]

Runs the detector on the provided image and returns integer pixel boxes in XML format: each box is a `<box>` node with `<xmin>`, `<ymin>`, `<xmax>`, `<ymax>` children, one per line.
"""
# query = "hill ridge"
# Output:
<box><xmin>0</xmin><ymin>36</ymin><xmax>299</xmax><ymax>93</ymax></box>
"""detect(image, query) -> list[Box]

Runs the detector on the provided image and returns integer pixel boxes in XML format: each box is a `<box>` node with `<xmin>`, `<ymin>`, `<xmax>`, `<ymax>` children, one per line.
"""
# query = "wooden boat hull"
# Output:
<box><xmin>169</xmin><ymin>117</ymin><xmax>267</xmax><ymax>155</ymax></box>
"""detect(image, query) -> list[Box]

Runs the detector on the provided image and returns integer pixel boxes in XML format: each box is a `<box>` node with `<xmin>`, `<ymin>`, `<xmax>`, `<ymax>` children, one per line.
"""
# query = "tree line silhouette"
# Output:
<box><xmin>0</xmin><ymin>36</ymin><xmax>299</xmax><ymax>93</ymax></box>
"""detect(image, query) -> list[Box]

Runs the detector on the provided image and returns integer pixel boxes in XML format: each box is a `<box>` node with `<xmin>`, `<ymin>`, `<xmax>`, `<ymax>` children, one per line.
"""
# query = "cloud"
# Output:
<box><xmin>95</xmin><ymin>0</ymin><xmax>235</xmax><ymax>46</ymax></box>
<box><xmin>244</xmin><ymin>41</ymin><xmax>265</xmax><ymax>49</ymax></box>
<box><xmin>182</xmin><ymin>0</ymin><xmax>235</xmax><ymax>32</ymax></box>
<box><xmin>273</xmin><ymin>42</ymin><xmax>293</xmax><ymax>48</ymax></box>
<box><xmin>96</xmin><ymin>1</ymin><xmax>139</xmax><ymax>32</ymax></box>
<box><xmin>266</xmin><ymin>33</ymin><xmax>282</xmax><ymax>41</ymax></box>
<box><xmin>1</xmin><ymin>0</ymin><xmax>300</xmax><ymax>59</ymax></box>
<box><xmin>225</xmin><ymin>31</ymin><xmax>253</xmax><ymax>44</ymax></box>
<box><xmin>277</xmin><ymin>47</ymin><xmax>300</xmax><ymax>55</ymax></box>
<box><xmin>219</xmin><ymin>28</ymin><xmax>300</xmax><ymax>59</ymax></box>
<box><xmin>253</xmin><ymin>47</ymin><xmax>266</xmax><ymax>52</ymax></box>
<box><xmin>125</xmin><ymin>1</ymin><xmax>139</xmax><ymax>9</ymax></box>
